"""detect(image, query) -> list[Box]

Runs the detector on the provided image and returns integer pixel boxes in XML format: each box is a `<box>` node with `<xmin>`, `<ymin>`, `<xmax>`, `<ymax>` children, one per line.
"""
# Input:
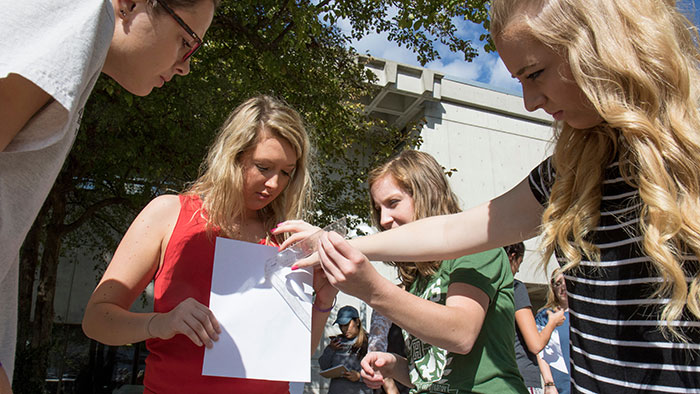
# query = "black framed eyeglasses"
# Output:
<box><xmin>155</xmin><ymin>0</ymin><xmax>203</xmax><ymax>61</ymax></box>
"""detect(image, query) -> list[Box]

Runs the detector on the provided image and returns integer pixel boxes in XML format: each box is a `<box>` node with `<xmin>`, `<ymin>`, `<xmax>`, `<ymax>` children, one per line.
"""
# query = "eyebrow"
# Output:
<box><xmin>514</xmin><ymin>62</ymin><xmax>538</xmax><ymax>78</ymax></box>
<box><xmin>380</xmin><ymin>193</ymin><xmax>403</xmax><ymax>203</ymax></box>
<box><xmin>256</xmin><ymin>159</ymin><xmax>296</xmax><ymax>168</ymax></box>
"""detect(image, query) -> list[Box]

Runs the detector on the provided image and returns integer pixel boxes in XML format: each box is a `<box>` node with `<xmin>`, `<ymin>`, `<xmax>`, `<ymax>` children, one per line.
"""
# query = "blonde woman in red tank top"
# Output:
<box><xmin>82</xmin><ymin>95</ymin><xmax>336</xmax><ymax>393</ymax></box>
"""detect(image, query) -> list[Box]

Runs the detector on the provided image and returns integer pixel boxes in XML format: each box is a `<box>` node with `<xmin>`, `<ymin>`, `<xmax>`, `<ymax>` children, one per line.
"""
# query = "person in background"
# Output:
<box><xmin>536</xmin><ymin>269</ymin><xmax>570</xmax><ymax>394</ymax></box>
<box><xmin>282</xmin><ymin>150</ymin><xmax>527</xmax><ymax>393</ymax></box>
<box><xmin>506</xmin><ymin>242</ymin><xmax>566</xmax><ymax>394</ymax></box>
<box><xmin>319</xmin><ymin>305</ymin><xmax>373</xmax><ymax>394</ymax></box>
<box><xmin>82</xmin><ymin>95</ymin><xmax>335</xmax><ymax>393</ymax></box>
<box><xmin>0</xmin><ymin>0</ymin><xmax>219</xmax><ymax>384</ymax></box>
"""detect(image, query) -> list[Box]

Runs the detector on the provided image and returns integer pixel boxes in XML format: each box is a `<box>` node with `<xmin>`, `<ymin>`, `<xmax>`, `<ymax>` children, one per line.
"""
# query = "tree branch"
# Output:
<box><xmin>63</xmin><ymin>197</ymin><xmax>130</xmax><ymax>234</ymax></box>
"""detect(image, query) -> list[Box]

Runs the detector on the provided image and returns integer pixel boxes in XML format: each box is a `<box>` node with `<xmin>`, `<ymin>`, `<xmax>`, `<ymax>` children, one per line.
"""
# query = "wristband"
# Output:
<box><xmin>313</xmin><ymin>295</ymin><xmax>337</xmax><ymax>313</ymax></box>
<box><xmin>544</xmin><ymin>382</ymin><xmax>556</xmax><ymax>387</ymax></box>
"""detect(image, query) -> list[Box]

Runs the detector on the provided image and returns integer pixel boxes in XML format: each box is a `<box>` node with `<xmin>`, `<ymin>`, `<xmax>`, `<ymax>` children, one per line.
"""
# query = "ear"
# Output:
<box><xmin>114</xmin><ymin>0</ymin><xmax>139</xmax><ymax>20</ymax></box>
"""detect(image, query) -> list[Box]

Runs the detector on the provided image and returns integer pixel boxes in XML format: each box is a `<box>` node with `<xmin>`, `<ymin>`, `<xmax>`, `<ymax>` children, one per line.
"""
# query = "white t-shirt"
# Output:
<box><xmin>0</xmin><ymin>0</ymin><xmax>114</xmax><ymax>381</ymax></box>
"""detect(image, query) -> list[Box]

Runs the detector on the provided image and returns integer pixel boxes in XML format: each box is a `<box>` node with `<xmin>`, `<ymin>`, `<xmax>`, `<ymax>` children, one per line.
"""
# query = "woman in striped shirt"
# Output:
<box><xmin>293</xmin><ymin>0</ymin><xmax>700</xmax><ymax>392</ymax></box>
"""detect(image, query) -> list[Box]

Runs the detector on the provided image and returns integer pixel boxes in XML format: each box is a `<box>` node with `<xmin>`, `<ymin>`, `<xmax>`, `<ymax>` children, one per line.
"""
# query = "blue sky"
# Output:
<box><xmin>341</xmin><ymin>1</ymin><xmax>699</xmax><ymax>95</ymax></box>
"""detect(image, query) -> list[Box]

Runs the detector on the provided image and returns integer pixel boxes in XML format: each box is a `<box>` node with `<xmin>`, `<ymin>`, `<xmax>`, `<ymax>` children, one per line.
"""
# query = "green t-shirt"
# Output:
<box><xmin>405</xmin><ymin>248</ymin><xmax>528</xmax><ymax>394</ymax></box>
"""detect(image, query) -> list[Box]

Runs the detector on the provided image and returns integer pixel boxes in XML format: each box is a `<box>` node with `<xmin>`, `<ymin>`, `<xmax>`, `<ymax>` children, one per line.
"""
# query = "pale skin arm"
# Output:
<box><xmin>538</xmin><ymin>354</ymin><xmax>559</xmax><ymax>394</ymax></box>
<box><xmin>515</xmin><ymin>307</ymin><xmax>565</xmax><ymax>355</ymax></box>
<box><xmin>289</xmin><ymin>178</ymin><xmax>543</xmax><ymax>269</ymax></box>
<box><xmin>82</xmin><ymin>195</ymin><xmax>221</xmax><ymax>347</ymax></box>
<box><xmin>382</xmin><ymin>377</ymin><xmax>401</xmax><ymax>394</ymax></box>
<box><xmin>0</xmin><ymin>73</ymin><xmax>52</xmax><ymax>151</ymax></box>
<box><xmin>316</xmin><ymin>231</ymin><xmax>489</xmax><ymax>354</ymax></box>
<box><xmin>310</xmin><ymin>265</ymin><xmax>338</xmax><ymax>354</ymax></box>
<box><xmin>361</xmin><ymin>352</ymin><xmax>413</xmax><ymax>389</ymax></box>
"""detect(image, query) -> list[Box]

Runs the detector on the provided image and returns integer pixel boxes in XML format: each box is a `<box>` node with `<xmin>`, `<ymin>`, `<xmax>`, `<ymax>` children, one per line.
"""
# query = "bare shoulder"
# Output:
<box><xmin>146</xmin><ymin>194</ymin><xmax>181</xmax><ymax>215</ymax></box>
<box><xmin>132</xmin><ymin>194</ymin><xmax>181</xmax><ymax>235</ymax></box>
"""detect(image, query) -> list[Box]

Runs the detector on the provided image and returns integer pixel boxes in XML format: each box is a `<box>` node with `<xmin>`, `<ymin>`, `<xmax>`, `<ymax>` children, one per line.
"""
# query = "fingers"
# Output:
<box><xmin>322</xmin><ymin>232</ymin><xmax>370</xmax><ymax>272</ymax></box>
<box><xmin>289</xmin><ymin>229</ymin><xmax>353</xmax><ymax>269</ymax></box>
<box><xmin>278</xmin><ymin>231</ymin><xmax>307</xmax><ymax>251</ymax></box>
<box><xmin>290</xmin><ymin>251</ymin><xmax>320</xmax><ymax>269</ymax></box>
<box><xmin>360</xmin><ymin>353</ymin><xmax>387</xmax><ymax>389</ymax></box>
<box><xmin>361</xmin><ymin>353</ymin><xmax>377</xmax><ymax>373</ymax></box>
<box><xmin>171</xmin><ymin>298</ymin><xmax>221</xmax><ymax>348</ymax></box>
<box><xmin>272</xmin><ymin>220</ymin><xmax>320</xmax><ymax>250</ymax></box>
<box><xmin>272</xmin><ymin>220</ymin><xmax>311</xmax><ymax>234</ymax></box>
<box><xmin>317</xmin><ymin>235</ymin><xmax>345</xmax><ymax>284</ymax></box>
<box><xmin>185</xmin><ymin>309</ymin><xmax>217</xmax><ymax>348</ymax></box>
<box><xmin>343</xmin><ymin>370</ymin><xmax>360</xmax><ymax>382</ymax></box>
<box><xmin>326</xmin><ymin>231</ymin><xmax>363</xmax><ymax>260</ymax></box>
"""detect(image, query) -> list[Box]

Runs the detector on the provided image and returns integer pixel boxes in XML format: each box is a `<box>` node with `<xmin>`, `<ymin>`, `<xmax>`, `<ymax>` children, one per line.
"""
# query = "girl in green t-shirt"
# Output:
<box><xmin>280</xmin><ymin>150</ymin><xmax>528</xmax><ymax>393</ymax></box>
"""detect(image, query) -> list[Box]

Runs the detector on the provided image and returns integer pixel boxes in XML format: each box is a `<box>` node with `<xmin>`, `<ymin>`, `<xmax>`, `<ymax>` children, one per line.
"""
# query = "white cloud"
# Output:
<box><xmin>334</xmin><ymin>10</ymin><xmax>522</xmax><ymax>93</ymax></box>
<box><xmin>487</xmin><ymin>57</ymin><xmax>521</xmax><ymax>94</ymax></box>
<box><xmin>425</xmin><ymin>58</ymin><xmax>481</xmax><ymax>82</ymax></box>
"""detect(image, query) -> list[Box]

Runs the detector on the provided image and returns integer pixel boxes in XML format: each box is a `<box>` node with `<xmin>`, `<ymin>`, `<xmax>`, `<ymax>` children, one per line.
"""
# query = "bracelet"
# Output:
<box><xmin>544</xmin><ymin>382</ymin><xmax>556</xmax><ymax>387</ymax></box>
<box><xmin>313</xmin><ymin>295</ymin><xmax>337</xmax><ymax>313</ymax></box>
<box><xmin>146</xmin><ymin>314</ymin><xmax>158</xmax><ymax>338</ymax></box>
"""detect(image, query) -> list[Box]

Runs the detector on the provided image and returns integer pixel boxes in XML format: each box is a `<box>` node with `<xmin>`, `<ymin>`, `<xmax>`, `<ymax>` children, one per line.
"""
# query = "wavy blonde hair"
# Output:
<box><xmin>368</xmin><ymin>150</ymin><xmax>462</xmax><ymax>288</ymax></box>
<box><xmin>491</xmin><ymin>0</ymin><xmax>700</xmax><ymax>338</ymax></box>
<box><xmin>186</xmin><ymin>95</ymin><xmax>312</xmax><ymax>238</ymax></box>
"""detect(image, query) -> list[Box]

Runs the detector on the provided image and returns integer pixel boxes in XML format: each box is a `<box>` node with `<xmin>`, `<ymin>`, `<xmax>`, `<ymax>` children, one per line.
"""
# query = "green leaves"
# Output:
<box><xmin>39</xmin><ymin>0</ymin><xmax>491</xmax><ymax>270</ymax></box>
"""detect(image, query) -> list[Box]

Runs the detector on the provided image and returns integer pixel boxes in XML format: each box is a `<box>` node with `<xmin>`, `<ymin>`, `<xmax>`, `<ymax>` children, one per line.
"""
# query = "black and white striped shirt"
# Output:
<box><xmin>529</xmin><ymin>157</ymin><xmax>700</xmax><ymax>394</ymax></box>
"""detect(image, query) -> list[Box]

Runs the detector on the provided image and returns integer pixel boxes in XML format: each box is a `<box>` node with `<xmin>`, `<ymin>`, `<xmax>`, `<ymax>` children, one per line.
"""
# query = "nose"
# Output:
<box><xmin>379</xmin><ymin>208</ymin><xmax>393</xmax><ymax>230</ymax></box>
<box><xmin>174</xmin><ymin>58</ymin><xmax>191</xmax><ymax>76</ymax></box>
<box><xmin>522</xmin><ymin>84</ymin><xmax>545</xmax><ymax>112</ymax></box>
<box><xmin>265</xmin><ymin>174</ymin><xmax>279</xmax><ymax>190</ymax></box>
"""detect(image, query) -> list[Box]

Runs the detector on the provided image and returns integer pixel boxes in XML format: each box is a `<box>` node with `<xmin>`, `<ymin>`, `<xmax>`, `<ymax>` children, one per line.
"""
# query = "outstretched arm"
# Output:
<box><xmin>288</xmin><ymin>178</ymin><xmax>542</xmax><ymax>270</ymax></box>
<box><xmin>351</xmin><ymin>178</ymin><xmax>542</xmax><ymax>262</ymax></box>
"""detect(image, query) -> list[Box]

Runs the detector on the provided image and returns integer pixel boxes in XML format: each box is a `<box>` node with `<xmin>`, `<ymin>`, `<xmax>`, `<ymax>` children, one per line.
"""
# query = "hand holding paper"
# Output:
<box><xmin>150</xmin><ymin>297</ymin><xmax>221</xmax><ymax>348</ymax></box>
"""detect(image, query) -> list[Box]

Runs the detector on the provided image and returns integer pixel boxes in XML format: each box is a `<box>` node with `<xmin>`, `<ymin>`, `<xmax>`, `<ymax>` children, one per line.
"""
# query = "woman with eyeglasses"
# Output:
<box><xmin>535</xmin><ymin>269</ymin><xmax>570</xmax><ymax>394</ymax></box>
<box><xmin>0</xmin><ymin>0</ymin><xmax>218</xmax><ymax>386</ymax></box>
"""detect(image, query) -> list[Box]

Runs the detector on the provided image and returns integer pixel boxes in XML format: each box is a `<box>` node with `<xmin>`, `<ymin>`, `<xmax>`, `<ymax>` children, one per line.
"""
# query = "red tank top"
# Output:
<box><xmin>143</xmin><ymin>194</ymin><xmax>289</xmax><ymax>393</ymax></box>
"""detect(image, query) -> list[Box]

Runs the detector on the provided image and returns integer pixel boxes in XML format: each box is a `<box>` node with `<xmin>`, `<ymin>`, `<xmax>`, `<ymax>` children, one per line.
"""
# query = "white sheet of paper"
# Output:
<box><xmin>203</xmin><ymin>237</ymin><xmax>312</xmax><ymax>382</ymax></box>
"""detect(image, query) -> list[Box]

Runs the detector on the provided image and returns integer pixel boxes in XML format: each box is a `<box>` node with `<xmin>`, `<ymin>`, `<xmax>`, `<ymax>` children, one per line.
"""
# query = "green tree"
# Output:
<box><xmin>13</xmin><ymin>1</ymin><xmax>491</xmax><ymax>392</ymax></box>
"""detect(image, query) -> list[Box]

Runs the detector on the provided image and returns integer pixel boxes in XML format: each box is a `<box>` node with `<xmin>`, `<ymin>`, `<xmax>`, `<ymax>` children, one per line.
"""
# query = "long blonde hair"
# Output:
<box><xmin>187</xmin><ymin>95</ymin><xmax>312</xmax><ymax>238</ymax></box>
<box><xmin>368</xmin><ymin>150</ymin><xmax>462</xmax><ymax>288</ymax></box>
<box><xmin>491</xmin><ymin>0</ymin><xmax>700</xmax><ymax>337</ymax></box>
